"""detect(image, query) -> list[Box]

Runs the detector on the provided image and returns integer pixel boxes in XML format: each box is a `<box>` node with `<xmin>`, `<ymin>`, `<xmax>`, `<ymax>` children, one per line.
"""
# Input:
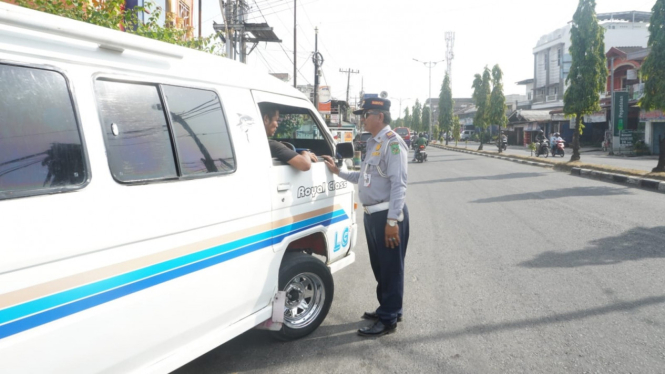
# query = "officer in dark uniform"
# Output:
<box><xmin>322</xmin><ymin>98</ymin><xmax>409</xmax><ymax>337</ymax></box>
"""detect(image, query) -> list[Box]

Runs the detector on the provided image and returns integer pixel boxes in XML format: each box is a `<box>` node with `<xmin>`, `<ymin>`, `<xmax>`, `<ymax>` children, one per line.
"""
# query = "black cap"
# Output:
<box><xmin>353</xmin><ymin>98</ymin><xmax>391</xmax><ymax>115</ymax></box>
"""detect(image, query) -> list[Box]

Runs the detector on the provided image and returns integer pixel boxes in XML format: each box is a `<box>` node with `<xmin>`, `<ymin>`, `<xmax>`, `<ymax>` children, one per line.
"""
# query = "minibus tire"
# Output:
<box><xmin>272</xmin><ymin>252</ymin><xmax>334</xmax><ymax>341</ymax></box>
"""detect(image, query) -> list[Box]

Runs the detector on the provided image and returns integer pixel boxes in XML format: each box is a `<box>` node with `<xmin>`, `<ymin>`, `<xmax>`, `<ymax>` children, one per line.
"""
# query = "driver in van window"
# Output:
<box><xmin>260</xmin><ymin>103</ymin><xmax>318</xmax><ymax>171</ymax></box>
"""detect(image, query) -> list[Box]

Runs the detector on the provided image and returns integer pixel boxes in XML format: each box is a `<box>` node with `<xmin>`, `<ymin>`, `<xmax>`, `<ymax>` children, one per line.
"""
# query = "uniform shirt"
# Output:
<box><xmin>269</xmin><ymin>139</ymin><xmax>298</xmax><ymax>163</ymax></box>
<box><xmin>338</xmin><ymin>126</ymin><xmax>408</xmax><ymax>220</ymax></box>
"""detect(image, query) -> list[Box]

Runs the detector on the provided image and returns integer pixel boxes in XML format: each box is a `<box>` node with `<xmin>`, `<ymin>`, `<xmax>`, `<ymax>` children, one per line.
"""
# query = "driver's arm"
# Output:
<box><xmin>288</xmin><ymin>151</ymin><xmax>314</xmax><ymax>171</ymax></box>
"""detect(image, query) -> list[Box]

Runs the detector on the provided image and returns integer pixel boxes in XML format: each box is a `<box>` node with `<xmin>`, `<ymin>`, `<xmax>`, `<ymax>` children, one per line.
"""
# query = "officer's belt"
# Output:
<box><xmin>363</xmin><ymin>202</ymin><xmax>390</xmax><ymax>214</ymax></box>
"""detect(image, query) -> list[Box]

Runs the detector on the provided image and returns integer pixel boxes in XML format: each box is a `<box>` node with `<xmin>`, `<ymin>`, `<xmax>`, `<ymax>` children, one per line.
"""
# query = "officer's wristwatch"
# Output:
<box><xmin>387</xmin><ymin>219</ymin><xmax>397</xmax><ymax>227</ymax></box>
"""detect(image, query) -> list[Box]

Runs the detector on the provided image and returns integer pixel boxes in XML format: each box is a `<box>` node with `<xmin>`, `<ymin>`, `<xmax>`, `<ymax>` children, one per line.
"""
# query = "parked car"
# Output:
<box><xmin>394</xmin><ymin>127</ymin><xmax>412</xmax><ymax>147</ymax></box>
<box><xmin>460</xmin><ymin>130</ymin><xmax>473</xmax><ymax>141</ymax></box>
<box><xmin>355</xmin><ymin>131</ymin><xmax>373</xmax><ymax>158</ymax></box>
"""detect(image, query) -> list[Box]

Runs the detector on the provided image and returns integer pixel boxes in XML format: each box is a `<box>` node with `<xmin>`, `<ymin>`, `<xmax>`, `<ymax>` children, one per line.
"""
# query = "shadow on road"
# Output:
<box><xmin>470</xmin><ymin>186</ymin><xmax>631</xmax><ymax>204</ymax></box>
<box><xmin>519</xmin><ymin>226</ymin><xmax>665</xmax><ymax>268</ymax></box>
<box><xmin>175</xmin><ymin>294</ymin><xmax>665</xmax><ymax>373</ymax></box>
<box><xmin>411</xmin><ymin>172</ymin><xmax>546</xmax><ymax>186</ymax></box>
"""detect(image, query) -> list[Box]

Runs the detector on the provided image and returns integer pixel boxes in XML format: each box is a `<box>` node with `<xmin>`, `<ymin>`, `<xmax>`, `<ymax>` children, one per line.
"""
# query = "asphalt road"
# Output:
<box><xmin>176</xmin><ymin>147</ymin><xmax>665</xmax><ymax>374</ymax></box>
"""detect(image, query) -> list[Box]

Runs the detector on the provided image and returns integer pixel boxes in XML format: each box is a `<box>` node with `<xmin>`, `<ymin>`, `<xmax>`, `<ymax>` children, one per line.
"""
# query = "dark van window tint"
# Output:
<box><xmin>95</xmin><ymin>80</ymin><xmax>177</xmax><ymax>182</ymax></box>
<box><xmin>162</xmin><ymin>85</ymin><xmax>235</xmax><ymax>175</ymax></box>
<box><xmin>0</xmin><ymin>64</ymin><xmax>86</xmax><ymax>197</ymax></box>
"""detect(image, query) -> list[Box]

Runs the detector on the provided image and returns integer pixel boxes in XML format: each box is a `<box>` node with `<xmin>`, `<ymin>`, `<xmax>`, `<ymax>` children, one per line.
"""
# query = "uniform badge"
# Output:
<box><xmin>375</xmin><ymin>144</ymin><xmax>382</xmax><ymax>151</ymax></box>
<box><xmin>386</xmin><ymin>131</ymin><xmax>396</xmax><ymax>139</ymax></box>
<box><xmin>371</xmin><ymin>152</ymin><xmax>380</xmax><ymax>156</ymax></box>
<box><xmin>390</xmin><ymin>143</ymin><xmax>400</xmax><ymax>155</ymax></box>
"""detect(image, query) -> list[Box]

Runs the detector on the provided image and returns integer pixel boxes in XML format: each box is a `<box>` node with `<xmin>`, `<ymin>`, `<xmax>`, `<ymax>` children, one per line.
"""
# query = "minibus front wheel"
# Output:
<box><xmin>272</xmin><ymin>252</ymin><xmax>334</xmax><ymax>341</ymax></box>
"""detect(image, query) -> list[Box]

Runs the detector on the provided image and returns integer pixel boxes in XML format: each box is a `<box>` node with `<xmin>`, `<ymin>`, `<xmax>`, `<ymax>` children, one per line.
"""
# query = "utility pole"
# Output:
<box><xmin>293</xmin><ymin>0</ymin><xmax>297</xmax><ymax>87</ymax></box>
<box><xmin>223</xmin><ymin>1</ymin><xmax>233</xmax><ymax>59</ymax></box>
<box><xmin>312</xmin><ymin>27</ymin><xmax>324</xmax><ymax>109</ymax></box>
<box><xmin>198</xmin><ymin>0</ymin><xmax>202</xmax><ymax>38</ymax></box>
<box><xmin>413</xmin><ymin>58</ymin><xmax>444</xmax><ymax>137</ymax></box>
<box><xmin>214</xmin><ymin>1</ymin><xmax>281</xmax><ymax>63</ymax></box>
<box><xmin>339</xmin><ymin>68</ymin><xmax>360</xmax><ymax>104</ymax></box>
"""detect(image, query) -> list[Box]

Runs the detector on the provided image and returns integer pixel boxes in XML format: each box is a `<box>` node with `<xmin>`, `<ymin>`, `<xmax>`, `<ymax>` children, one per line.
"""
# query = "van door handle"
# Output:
<box><xmin>277</xmin><ymin>183</ymin><xmax>292</xmax><ymax>192</ymax></box>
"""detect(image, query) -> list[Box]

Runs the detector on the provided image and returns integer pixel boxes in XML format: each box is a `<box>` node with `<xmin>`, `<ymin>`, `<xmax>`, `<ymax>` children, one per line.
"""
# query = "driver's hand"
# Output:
<box><xmin>322</xmin><ymin>155</ymin><xmax>340</xmax><ymax>175</ymax></box>
<box><xmin>305</xmin><ymin>152</ymin><xmax>318</xmax><ymax>163</ymax></box>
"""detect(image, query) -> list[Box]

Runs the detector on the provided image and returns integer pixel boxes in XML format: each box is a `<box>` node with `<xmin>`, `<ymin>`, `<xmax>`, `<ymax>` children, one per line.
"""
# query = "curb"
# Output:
<box><xmin>433</xmin><ymin>144</ymin><xmax>665</xmax><ymax>195</ymax></box>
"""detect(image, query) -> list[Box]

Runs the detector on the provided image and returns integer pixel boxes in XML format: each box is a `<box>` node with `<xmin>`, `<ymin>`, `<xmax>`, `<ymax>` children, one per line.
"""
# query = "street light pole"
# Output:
<box><xmin>413</xmin><ymin>58</ymin><xmax>444</xmax><ymax>137</ymax></box>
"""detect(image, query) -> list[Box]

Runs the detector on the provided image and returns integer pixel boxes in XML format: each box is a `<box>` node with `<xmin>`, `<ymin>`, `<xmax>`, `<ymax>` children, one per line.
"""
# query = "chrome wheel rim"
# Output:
<box><xmin>283</xmin><ymin>272</ymin><xmax>325</xmax><ymax>329</ymax></box>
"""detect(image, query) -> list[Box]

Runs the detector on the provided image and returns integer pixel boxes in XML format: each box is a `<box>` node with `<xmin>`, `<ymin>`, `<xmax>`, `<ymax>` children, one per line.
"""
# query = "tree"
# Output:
<box><xmin>472</xmin><ymin>67</ymin><xmax>491</xmax><ymax>150</ymax></box>
<box><xmin>639</xmin><ymin>0</ymin><xmax>665</xmax><ymax>172</ymax></box>
<box><xmin>412</xmin><ymin>100</ymin><xmax>422</xmax><ymax>133</ymax></box>
<box><xmin>422</xmin><ymin>106</ymin><xmax>431</xmax><ymax>136</ymax></box>
<box><xmin>438</xmin><ymin>73</ymin><xmax>454</xmax><ymax>145</ymax></box>
<box><xmin>489</xmin><ymin>65</ymin><xmax>508</xmax><ymax>153</ymax></box>
<box><xmin>403</xmin><ymin>107</ymin><xmax>412</xmax><ymax>129</ymax></box>
<box><xmin>452</xmin><ymin>115</ymin><xmax>461</xmax><ymax>146</ymax></box>
<box><xmin>14</xmin><ymin>0</ymin><xmax>224</xmax><ymax>54</ymax></box>
<box><xmin>563</xmin><ymin>0</ymin><xmax>607</xmax><ymax>161</ymax></box>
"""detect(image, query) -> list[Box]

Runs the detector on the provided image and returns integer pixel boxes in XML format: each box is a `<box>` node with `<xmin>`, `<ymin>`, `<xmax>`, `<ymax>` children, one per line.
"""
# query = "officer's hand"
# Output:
<box><xmin>321</xmin><ymin>155</ymin><xmax>339</xmax><ymax>175</ymax></box>
<box><xmin>385</xmin><ymin>224</ymin><xmax>400</xmax><ymax>249</ymax></box>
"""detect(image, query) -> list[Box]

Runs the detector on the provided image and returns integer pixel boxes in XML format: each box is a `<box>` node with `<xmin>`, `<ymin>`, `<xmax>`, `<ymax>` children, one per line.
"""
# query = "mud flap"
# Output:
<box><xmin>254</xmin><ymin>291</ymin><xmax>286</xmax><ymax>331</ymax></box>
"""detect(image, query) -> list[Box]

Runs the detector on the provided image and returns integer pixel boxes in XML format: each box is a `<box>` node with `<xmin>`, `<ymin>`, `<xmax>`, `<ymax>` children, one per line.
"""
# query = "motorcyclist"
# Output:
<box><xmin>535</xmin><ymin>129</ymin><xmax>547</xmax><ymax>155</ymax></box>
<box><xmin>497</xmin><ymin>131</ymin><xmax>507</xmax><ymax>148</ymax></box>
<box><xmin>550</xmin><ymin>132</ymin><xmax>558</xmax><ymax>154</ymax></box>
<box><xmin>553</xmin><ymin>133</ymin><xmax>564</xmax><ymax>155</ymax></box>
<box><xmin>411</xmin><ymin>132</ymin><xmax>419</xmax><ymax>150</ymax></box>
<box><xmin>412</xmin><ymin>132</ymin><xmax>428</xmax><ymax>161</ymax></box>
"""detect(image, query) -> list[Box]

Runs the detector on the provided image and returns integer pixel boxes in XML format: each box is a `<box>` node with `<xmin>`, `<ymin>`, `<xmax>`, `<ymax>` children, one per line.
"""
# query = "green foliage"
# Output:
<box><xmin>274</xmin><ymin>114</ymin><xmax>304</xmax><ymax>139</ymax></box>
<box><xmin>472</xmin><ymin>67</ymin><xmax>492</xmax><ymax>132</ymax></box>
<box><xmin>403</xmin><ymin>107</ymin><xmax>412</xmax><ymax>129</ymax></box>
<box><xmin>13</xmin><ymin>0</ymin><xmax>224</xmax><ymax>55</ymax></box>
<box><xmin>422</xmin><ymin>106</ymin><xmax>431</xmax><ymax>134</ymax></box>
<box><xmin>412</xmin><ymin>99</ymin><xmax>422</xmax><ymax>132</ymax></box>
<box><xmin>640</xmin><ymin>0</ymin><xmax>665</xmax><ymax>111</ymax></box>
<box><xmin>452</xmin><ymin>115</ymin><xmax>461</xmax><ymax>145</ymax></box>
<box><xmin>472</xmin><ymin>67</ymin><xmax>491</xmax><ymax>150</ymax></box>
<box><xmin>438</xmin><ymin>73</ymin><xmax>454</xmax><ymax>136</ymax></box>
<box><xmin>489</xmin><ymin>65</ymin><xmax>508</xmax><ymax>130</ymax></box>
<box><xmin>563</xmin><ymin>0</ymin><xmax>606</xmax><ymax>137</ymax></box>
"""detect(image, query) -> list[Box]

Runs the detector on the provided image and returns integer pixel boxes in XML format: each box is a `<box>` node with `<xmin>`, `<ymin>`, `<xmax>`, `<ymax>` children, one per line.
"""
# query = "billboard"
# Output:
<box><xmin>318</xmin><ymin>86</ymin><xmax>331</xmax><ymax>113</ymax></box>
<box><xmin>613</xmin><ymin>91</ymin><xmax>629</xmax><ymax>136</ymax></box>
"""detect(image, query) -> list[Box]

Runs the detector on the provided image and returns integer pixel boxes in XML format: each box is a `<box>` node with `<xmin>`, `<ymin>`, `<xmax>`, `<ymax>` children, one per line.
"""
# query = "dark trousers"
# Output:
<box><xmin>363</xmin><ymin>205</ymin><xmax>409</xmax><ymax>325</ymax></box>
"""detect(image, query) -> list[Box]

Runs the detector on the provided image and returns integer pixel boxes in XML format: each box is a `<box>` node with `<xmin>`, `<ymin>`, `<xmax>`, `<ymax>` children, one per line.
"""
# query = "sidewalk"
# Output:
<box><xmin>447</xmin><ymin>141</ymin><xmax>659</xmax><ymax>173</ymax></box>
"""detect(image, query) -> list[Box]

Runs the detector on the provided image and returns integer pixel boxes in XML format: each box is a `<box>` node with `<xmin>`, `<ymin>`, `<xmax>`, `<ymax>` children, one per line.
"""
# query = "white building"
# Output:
<box><xmin>530</xmin><ymin>11</ymin><xmax>650</xmax><ymax>111</ymax></box>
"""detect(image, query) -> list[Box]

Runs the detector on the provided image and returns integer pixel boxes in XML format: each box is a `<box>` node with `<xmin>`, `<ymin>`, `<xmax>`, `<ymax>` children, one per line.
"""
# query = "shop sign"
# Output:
<box><xmin>620</xmin><ymin>130</ymin><xmax>633</xmax><ymax>145</ymax></box>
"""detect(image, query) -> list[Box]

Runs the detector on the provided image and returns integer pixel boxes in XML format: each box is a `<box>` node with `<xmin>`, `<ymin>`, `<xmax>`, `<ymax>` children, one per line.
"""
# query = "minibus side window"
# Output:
<box><xmin>95</xmin><ymin>80</ymin><xmax>178</xmax><ymax>183</ymax></box>
<box><xmin>0</xmin><ymin>64</ymin><xmax>87</xmax><ymax>199</ymax></box>
<box><xmin>162</xmin><ymin>85</ymin><xmax>236</xmax><ymax>175</ymax></box>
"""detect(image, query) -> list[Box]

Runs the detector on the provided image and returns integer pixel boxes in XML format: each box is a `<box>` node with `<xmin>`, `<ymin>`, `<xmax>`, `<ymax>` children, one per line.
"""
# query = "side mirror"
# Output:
<box><xmin>335</xmin><ymin>142</ymin><xmax>355</xmax><ymax>159</ymax></box>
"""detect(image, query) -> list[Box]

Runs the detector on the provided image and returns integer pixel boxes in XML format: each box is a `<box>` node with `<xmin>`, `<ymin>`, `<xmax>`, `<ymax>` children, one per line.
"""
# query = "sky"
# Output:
<box><xmin>193</xmin><ymin>0</ymin><xmax>655</xmax><ymax>117</ymax></box>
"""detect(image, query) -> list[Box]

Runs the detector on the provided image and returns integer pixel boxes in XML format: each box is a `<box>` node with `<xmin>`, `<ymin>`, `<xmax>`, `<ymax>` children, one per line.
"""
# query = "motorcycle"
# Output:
<box><xmin>552</xmin><ymin>139</ymin><xmax>565</xmax><ymax>157</ymax></box>
<box><xmin>535</xmin><ymin>139</ymin><xmax>549</xmax><ymax>157</ymax></box>
<box><xmin>415</xmin><ymin>144</ymin><xmax>428</xmax><ymax>163</ymax></box>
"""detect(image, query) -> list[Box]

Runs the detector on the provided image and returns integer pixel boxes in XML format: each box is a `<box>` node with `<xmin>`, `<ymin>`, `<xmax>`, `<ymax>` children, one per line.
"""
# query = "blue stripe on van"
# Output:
<box><xmin>0</xmin><ymin>211</ymin><xmax>348</xmax><ymax>340</ymax></box>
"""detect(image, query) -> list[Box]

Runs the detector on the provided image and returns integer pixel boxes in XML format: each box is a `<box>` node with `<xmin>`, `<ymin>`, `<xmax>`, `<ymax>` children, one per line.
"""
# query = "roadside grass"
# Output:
<box><xmin>436</xmin><ymin>144</ymin><xmax>665</xmax><ymax>182</ymax></box>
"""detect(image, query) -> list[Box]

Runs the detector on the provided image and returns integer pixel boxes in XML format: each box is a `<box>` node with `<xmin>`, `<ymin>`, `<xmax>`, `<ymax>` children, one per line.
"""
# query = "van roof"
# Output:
<box><xmin>0</xmin><ymin>2</ymin><xmax>306</xmax><ymax>100</ymax></box>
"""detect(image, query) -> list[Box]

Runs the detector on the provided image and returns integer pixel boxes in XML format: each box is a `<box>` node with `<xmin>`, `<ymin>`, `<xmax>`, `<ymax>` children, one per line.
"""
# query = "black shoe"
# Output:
<box><xmin>362</xmin><ymin>311</ymin><xmax>403</xmax><ymax>322</ymax></box>
<box><xmin>358</xmin><ymin>320</ymin><xmax>397</xmax><ymax>337</ymax></box>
